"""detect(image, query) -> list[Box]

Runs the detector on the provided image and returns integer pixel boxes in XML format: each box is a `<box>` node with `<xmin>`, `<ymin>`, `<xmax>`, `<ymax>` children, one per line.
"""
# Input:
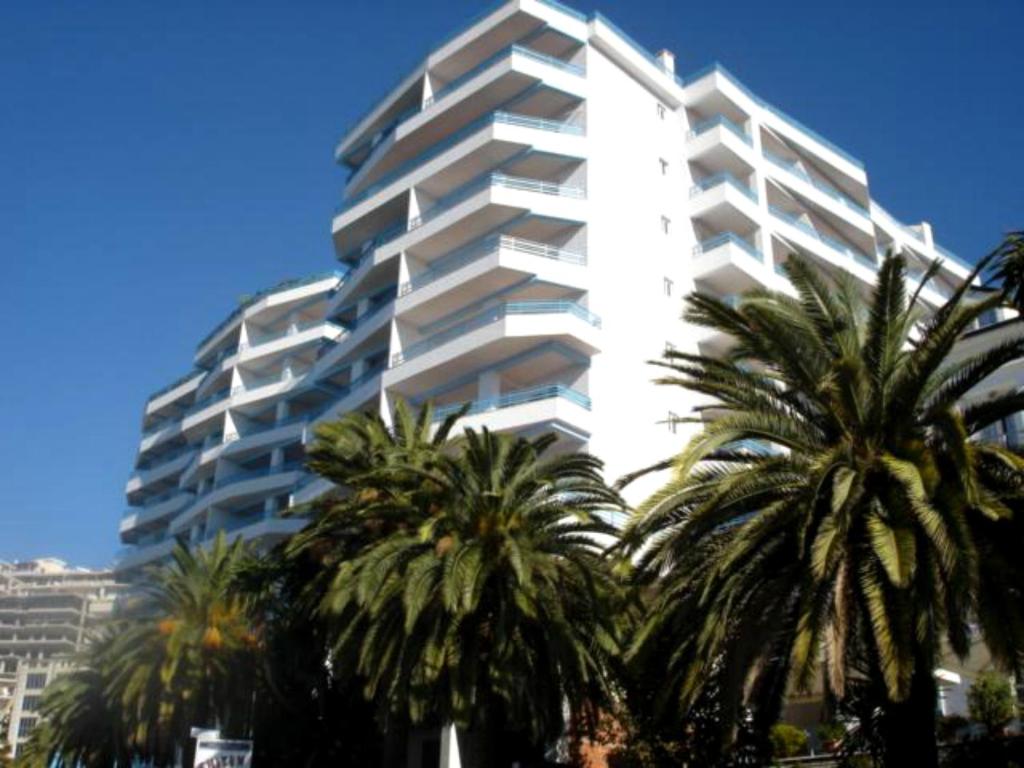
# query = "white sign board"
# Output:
<box><xmin>193</xmin><ymin>735</ymin><xmax>253</xmax><ymax>768</ymax></box>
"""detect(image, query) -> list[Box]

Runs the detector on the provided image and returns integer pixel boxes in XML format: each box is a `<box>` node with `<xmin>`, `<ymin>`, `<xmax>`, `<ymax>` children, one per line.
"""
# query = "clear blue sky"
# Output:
<box><xmin>1</xmin><ymin>0</ymin><xmax>1021</xmax><ymax>567</ymax></box>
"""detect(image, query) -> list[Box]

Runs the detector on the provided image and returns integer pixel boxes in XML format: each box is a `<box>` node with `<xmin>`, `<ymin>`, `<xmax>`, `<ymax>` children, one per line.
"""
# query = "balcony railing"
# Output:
<box><xmin>391</xmin><ymin>300</ymin><xmax>601</xmax><ymax>367</ymax></box>
<box><xmin>679</xmin><ymin>63</ymin><xmax>866</xmax><ymax>170</ymax></box>
<box><xmin>688</xmin><ymin>114</ymin><xmax>752</xmax><ymax>146</ymax></box>
<box><xmin>184</xmin><ymin>388</ymin><xmax>231</xmax><ymax>417</ymax></box>
<box><xmin>194</xmin><ymin>271</ymin><xmax>343</xmax><ymax>355</ymax></box>
<box><xmin>337</xmin><ymin>171</ymin><xmax>584</xmax><ymax>262</ymax></box>
<box><xmin>690</xmin><ymin>172</ymin><xmax>758</xmax><ymax>203</ymax></box>
<box><xmin>769</xmin><ymin>206</ymin><xmax>875</xmax><ymax>270</ymax></box>
<box><xmin>431</xmin><ymin>384</ymin><xmax>592</xmax><ymax>422</ymax></box>
<box><xmin>340</xmin><ymin>45</ymin><xmax>585</xmax><ymax>168</ymax></box>
<box><xmin>146</xmin><ymin>370</ymin><xmax>204</xmax><ymax>404</ymax></box>
<box><xmin>213</xmin><ymin>461</ymin><xmax>306</xmax><ymax>491</ymax></box>
<box><xmin>135</xmin><ymin>443</ymin><xmax>196</xmax><ymax>472</ymax></box>
<box><xmin>338</xmin><ymin>111</ymin><xmax>584</xmax><ymax>216</ymax></box>
<box><xmin>239</xmin><ymin>320</ymin><xmax>338</xmax><ymax>351</ymax></box>
<box><xmin>693</xmin><ymin>232</ymin><xmax>763</xmax><ymax>262</ymax></box>
<box><xmin>398</xmin><ymin>235</ymin><xmax>586</xmax><ymax>297</ymax></box>
<box><xmin>762</xmin><ymin>151</ymin><xmax>869</xmax><ymax>218</ymax></box>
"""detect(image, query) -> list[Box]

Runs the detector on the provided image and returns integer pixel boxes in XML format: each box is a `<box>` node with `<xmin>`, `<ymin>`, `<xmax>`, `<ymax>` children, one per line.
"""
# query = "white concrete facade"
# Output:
<box><xmin>118</xmin><ymin>0</ymin><xmax>993</xmax><ymax>576</ymax></box>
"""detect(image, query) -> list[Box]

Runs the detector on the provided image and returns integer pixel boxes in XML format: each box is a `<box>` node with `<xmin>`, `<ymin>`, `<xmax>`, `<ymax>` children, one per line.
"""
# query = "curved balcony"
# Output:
<box><xmin>397</xmin><ymin>235</ymin><xmax>587</xmax><ymax>326</ymax></box>
<box><xmin>168</xmin><ymin>461</ymin><xmax>308</xmax><ymax>536</ymax></box>
<box><xmin>119</xmin><ymin>491</ymin><xmax>194</xmax><ymax>537</ymax></box>
<box><xmin>769</xmin><ymin>206</ymin><xmax>877</xmax><ymax>275</ymax></box>
<box><xmin>692</xmin><ymin>232</ymin><xmax>769</xmax><ymax>288</ymax></box>
<box><xmin>387</xmin><ymin>300</ymin><xmax>600</xmax><ymax>394</ymax></box>
<box><xmin>689</xmin><ymin>172</ymin><xmax>760</xmax><ymax>232</ymax></box>
<box><xmin>339</xmin><ymin>44</ymin><xmax>585</xmax><ymax>176</ymax></box>
<box><xmin>337</xmin><ymin>111</ymin><xmax>584</xmax><ymax>225</ymax></box>
<box><xmin>194</xmin><ymin>271</ymin><xmax>343</xmax><ymax>364</ymax></box>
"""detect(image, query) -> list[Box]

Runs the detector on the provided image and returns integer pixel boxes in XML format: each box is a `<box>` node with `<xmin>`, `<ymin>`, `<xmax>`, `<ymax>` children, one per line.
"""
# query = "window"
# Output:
<box><xmin>21</xmin><ymin>696</ymin><xmax>40</xmax><ymax>712</ymax></box>
<box><xmin>25</xmin><ymin>674</ymin><xmax>47</xmax><ymax>690</ymax></box>
<box><xmin>656</xmin><ymin>102</ymin><xmax>666</xmax><ymax>120</ymax></box>
<box><xmin>659</xmin><ymin>158</ymin><xmax>669</xmax><ymax>175</ymax></box>
<box><xmin>18</xmin><ymin>717</ymin><xmax>37</xmax><ymax>738</ymax></box>
<box><xmin>661</xmin><ymin>215</ymin><xmax>671</xmax><ymax>234</ymax></box>
<box><xmin>663</xmin><ymin>277</ymin><xmax>674</xmax><ymax>296</ymax></box>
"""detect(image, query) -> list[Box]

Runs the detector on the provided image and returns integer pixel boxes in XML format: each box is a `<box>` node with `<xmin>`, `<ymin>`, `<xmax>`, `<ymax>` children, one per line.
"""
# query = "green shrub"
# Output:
<box><xmin>968</xmin><ymin>671</ymin><xmax>1017</xmax><ymax>737</ymax></box>
<box><xmin>769</xmin><ymin>723</ymin><xmax>809</xmax><ymax>758</ymax></box>
<box><xmin>816</xmin><ymin>721</ymin><xmax>845</xmax><ymax>750</ymax></box>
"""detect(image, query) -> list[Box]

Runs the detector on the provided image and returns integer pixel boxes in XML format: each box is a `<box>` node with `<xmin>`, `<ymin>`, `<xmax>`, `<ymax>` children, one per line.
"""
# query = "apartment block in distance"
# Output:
<box><xmin>0</xmin><ymin>559</ymin><xmax>120</xmax><ymax>757</ymax></box>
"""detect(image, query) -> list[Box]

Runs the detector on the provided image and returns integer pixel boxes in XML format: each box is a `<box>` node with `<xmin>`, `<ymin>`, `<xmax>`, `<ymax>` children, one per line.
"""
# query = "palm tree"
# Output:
<box><xmin>625</xmin><ymin>252</ymin><xmax>1024</xmax><ymax>766</ymax></box>
<box><xmin>31</xmin><ymin>633</ymin><xmax>134</xmax><ymax>767</ymax></box>
<box><xmin>306</xmin><ymin>409</ymin><xmax>623</xmax><ymax>767</ymax></box>
<box><xmin>41</xmin><ymin>533</ymin><xmax>259</xmax><ymax>766</ymax></box>
<box><xmin>989</xmin><ymin>230</ymin><xmax>1024</xmax><ymax>312</ymax></box>
<box><xmin>115</xmin><ymin>532</ymin><xmax>260</xmax><ymax>763</ymax></box>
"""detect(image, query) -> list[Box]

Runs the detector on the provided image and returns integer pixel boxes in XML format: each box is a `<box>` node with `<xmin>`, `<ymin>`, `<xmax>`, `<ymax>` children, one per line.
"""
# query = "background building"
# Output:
<box><xmin>0</xmin><ymin>559</ymin><xmax>120</xmax><ymax>756</ymax></box>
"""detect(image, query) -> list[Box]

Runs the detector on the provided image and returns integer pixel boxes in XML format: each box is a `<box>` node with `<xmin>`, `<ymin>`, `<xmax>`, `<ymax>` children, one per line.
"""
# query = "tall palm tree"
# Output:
<box><xmin>41</xmin><ymin>533</ymin><xmax>259</xmax><ymax>767</ymax></box>
<box><xmin>115</xmin><ymin>532</ymin><xmax>260</xmax><ymax>763</ymax></box>
<box><xmin>626</xmin><ymin>253</ymin><xmax>1024</xmax><ymax>766</ymax></box>
<box><xmin>307</xmin><ymin>411</ymin><xmax>623</xmax><ymax>767</ymax></box>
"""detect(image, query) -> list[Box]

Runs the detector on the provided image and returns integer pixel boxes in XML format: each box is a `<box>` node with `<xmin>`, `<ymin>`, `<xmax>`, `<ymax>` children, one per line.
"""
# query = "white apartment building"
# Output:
<box><xmin>0</xmin><ymin>559</ymin><xmax>120</xmax><ymax>756</ymax></box>
<box><xmin>118</xmin><ymin>0</ymin><xmax>989</xmax><ymax>572</ymax></box>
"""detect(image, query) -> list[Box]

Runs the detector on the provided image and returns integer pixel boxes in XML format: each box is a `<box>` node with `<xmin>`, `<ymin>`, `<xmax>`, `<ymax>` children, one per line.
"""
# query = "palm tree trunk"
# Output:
<box><xmin>880</xmin><ymin>656</ymin><xmax>939</xmax><ymax>768</ymax></box>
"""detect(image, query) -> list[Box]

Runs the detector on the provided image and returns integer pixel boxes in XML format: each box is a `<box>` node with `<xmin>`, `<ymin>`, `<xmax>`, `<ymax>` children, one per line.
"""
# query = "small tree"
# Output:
<box><xmin>967</xmin><ymin>671</ymin><xmax>1016</xmax><ymax>737</ymax></box>
<box><xmin>769</xmin><ymin>724</ymin><xmax>808</xmax><ymax>758</ymax></box>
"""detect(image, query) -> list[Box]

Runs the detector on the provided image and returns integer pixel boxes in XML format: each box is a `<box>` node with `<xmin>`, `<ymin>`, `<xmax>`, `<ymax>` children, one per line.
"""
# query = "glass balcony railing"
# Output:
<box><xmin>135</xmin><ymin>443</ymin><xmax>196</xmax><ymax>473</ymax></box>
<box><xmin>146</xmin><ymin>370</ymin><xmax>204</xmax><ymax>404</ymax></box>
<box><xmin>184</xmin><ymin>388</ymin><xmax>231</xmax><ymax>417</ymax></box>
<box><xmin>690</xmin><ymin>172</ymin><xmax>757</xmax><ymax>203</ymax></box>
<box><xmin>194</xmin><ymin>270</ymin><xmax>344</xmax><ymax>355</ymax></box>
<box><xmin>762</xmin><ymin>151</ymin><xmax>870</xmax><ymax>218</ymax></box>
<box><xmin>338</xmin><ymin>172</ymin><xmax>585</xmax><ymax>265</ymax></box>
<box><xmin>769</xmin><ymin>206</ymin><xmax>876</xmax><ymax>270</ymax></box>
<box><xmin>338</xmin><ymin>111</ymin><xmax>584</xmax><ymax>216</ymax></box>
<box><xmin>398</xmin><ymin>235</ymin><xmax>586</xmax><ymax>297</ymax></box>
<box><xmin>431</xmin><ymin>384</ymin><xmax>592</xmax><ymax>422</ymax></box>
<box><xmin>239</xmin><ymin>320</ymin><xmax>340</xmax><ymax>351</ymax></box>
<box><xmin>391</xmin><ymin>300</ymin><xmax>601</xmax><ymax>367</ymax></box>
<box><xmin>213</xmin><ymin>461</ymin><xmax>306</xmax><ymax>491</ymax></box>
<box><xmin>693</xmin><ymin>232</ymin><xmax>763</xmax><ymax>262</ymax></box>
<box><xmin>341</xmin><ymin>45</ymin><xmax>585</xmax><ymax>168</ymax></box>
<box><xmin>688</xmin><ymin>114</ymin><xmax>752</xmax><ymax>146</ymax></box>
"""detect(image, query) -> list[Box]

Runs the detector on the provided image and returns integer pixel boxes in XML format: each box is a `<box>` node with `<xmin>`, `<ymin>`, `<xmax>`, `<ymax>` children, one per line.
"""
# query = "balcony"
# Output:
<box><xmin>691</xmin><ymin>172</ymin><xmax>757</xmax><ymax>204</ymax></box>
<box><xmin>762</xmin><ymin>151</ymin><xmax>871</xmax><ymax>231</ymax></box>
<box><xmin>114</xmin><ymin>538</ymin><xmax>177</xmax><ymax>572</ymax></box>
<box><xmin>338</xmin><ymin>110</ymin><xmax>584</xmax><ymax>220</ymax></box>
<box><xmin>144</xmin><ymin>370</ymin><xmax>204</xmax><ymax>415</ymax></box>
<box><xmin>337</xmin><ymin>171</ymin><xmax>587</xmax><ymax>267</ymax></box>
<box><xmin>339</xmin><ymin>44</ymin><xmax>585</xmax><ymax>176</ymax></box>
<box><xmin>769</xmin><ymin>206</ymin><xmax>877</xmax><ymax>273</ymax></box>
<box><xmin>167</xmin><ymin>461</ymin><xmax>308</xmax><ymax>536</ymax></box>
<box><xmin>391</xmin><ymin>300</ymin><xmax>600</xmax><ymax>368</ymax></box>
<box><xmin>396</xmin><ymin>235</ymin><xmax>587</xmax><ymax>325</ymax></box>
<box><xmin>194</xmin><ymin>270</ymin><xmax>343</xmax><ymax>364</ymax></box>
<box><xmin>432</xmin><ymin>383</ymin><xmax>590</xmax><ymax>421</ymax></box>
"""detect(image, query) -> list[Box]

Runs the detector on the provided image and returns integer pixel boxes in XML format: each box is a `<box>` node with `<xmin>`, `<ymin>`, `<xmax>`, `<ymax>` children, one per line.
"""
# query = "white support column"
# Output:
<box><xmin>477</xmin><ymin>369</ymin><xmax>501</xmax><ymax>405</ymax></box>
<box><xmin>439</xmin><ymin>725</ymin><xmax>462</xmax><ymax>768</ymax></box>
